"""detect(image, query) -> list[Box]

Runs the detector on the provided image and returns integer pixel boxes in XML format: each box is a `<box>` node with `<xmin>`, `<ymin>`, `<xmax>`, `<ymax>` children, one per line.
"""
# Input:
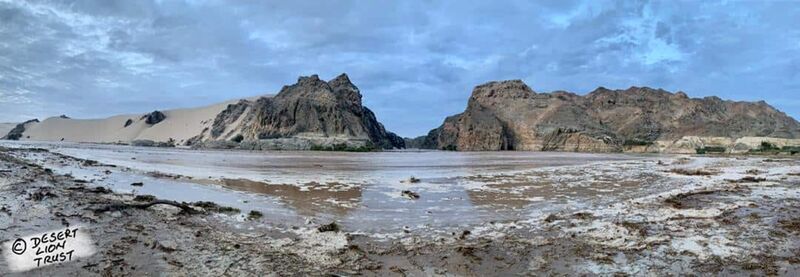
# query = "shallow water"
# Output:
<box><xmin>1</xmin><ymin>141</ymin><xmax>668</xmax><ymax>234</ymax></box>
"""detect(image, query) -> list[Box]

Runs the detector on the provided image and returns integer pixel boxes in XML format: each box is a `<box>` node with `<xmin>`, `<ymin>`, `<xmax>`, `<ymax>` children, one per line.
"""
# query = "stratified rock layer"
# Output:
<box><xmin>417</xmin><ymin>80</ymin><xmax>800</xmax><ymax>152</ymax></box>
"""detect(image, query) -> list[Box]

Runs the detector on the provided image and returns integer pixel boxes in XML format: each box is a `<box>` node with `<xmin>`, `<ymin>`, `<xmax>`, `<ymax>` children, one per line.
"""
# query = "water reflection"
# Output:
<box><xmin>222</xmin><ymin>179</ymin><xmax>362</xmax><ymax>216</ymax></box>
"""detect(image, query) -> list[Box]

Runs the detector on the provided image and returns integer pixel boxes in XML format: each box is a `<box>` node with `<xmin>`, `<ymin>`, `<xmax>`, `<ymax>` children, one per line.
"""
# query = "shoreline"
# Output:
<box><xmin>5</xmin><ymin>138</ymin><xmax>800</xmax><ymax>158</ymax></box>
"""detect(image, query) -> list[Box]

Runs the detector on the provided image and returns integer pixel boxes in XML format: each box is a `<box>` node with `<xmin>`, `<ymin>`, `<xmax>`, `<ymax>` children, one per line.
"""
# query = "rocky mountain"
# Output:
<box><xmin>4</xmin><ymin>74</ymin><xmax>404</xmax><ymax>150</ymax></box>
<box><xmin>192</xmin><ymin>73</ymin><xmax>404</xmax><ymax>150</ymax></box>
<box><xmin>413</xmin><ymin>80</ymin><xmax>800</xmax><ymax>152</ymax></box>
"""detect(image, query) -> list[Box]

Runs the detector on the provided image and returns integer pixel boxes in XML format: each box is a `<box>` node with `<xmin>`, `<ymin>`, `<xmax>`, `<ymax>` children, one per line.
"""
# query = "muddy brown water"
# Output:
<box><xmin>0</xmin><ymin>141</ymin><xmax>668</xmax><ymax>235</ymax></box>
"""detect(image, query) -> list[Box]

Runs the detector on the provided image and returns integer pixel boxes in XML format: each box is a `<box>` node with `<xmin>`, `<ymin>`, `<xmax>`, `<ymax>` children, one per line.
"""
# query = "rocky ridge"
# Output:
<box><xmin>412</xmin><ymin>80</ymin><xmax>800</xmax><ymax>152</ymax></box>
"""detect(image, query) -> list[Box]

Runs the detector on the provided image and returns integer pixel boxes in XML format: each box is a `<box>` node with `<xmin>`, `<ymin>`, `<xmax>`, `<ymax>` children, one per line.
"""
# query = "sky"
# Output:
<box><xmin>1</xmin><ymin>0</ymin><xmax>799</xmax><ymax>137</ymax></box>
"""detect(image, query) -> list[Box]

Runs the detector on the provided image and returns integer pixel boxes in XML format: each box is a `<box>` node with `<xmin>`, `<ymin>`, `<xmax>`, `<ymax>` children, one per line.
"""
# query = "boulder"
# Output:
<box><xmin>124</xmin><ymin>119</ymin><xmax>134</xmax><ymax>127</ymax></box>
<box><xmin>141</xmin><ymin>111</ymin><xmax>166</xmax><ymax>125</ymax></box>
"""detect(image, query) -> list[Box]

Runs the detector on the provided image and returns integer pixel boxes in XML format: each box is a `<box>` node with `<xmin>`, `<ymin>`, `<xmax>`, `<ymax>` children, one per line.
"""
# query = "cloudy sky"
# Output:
<box><xmin>1</xmin><ymin>0</ymin><xmax>798</xmax><ymax>137</ymax></box>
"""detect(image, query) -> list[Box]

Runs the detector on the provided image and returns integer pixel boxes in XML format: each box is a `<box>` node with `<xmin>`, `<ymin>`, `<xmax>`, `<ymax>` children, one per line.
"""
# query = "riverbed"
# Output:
<box><xmin>1</xmin><ymin>141</ymin><xmax>798</xmax><ymax>275</ymax></box>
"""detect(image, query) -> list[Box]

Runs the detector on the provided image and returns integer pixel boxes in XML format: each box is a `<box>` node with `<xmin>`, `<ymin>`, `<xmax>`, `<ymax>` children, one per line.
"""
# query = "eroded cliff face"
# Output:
<box><xmin>585</xmin><ymin>87</ymin><xmax>800</xmax><ymax>141</ymax></box>
<box><xmin>418</xmin><ymin>80</ymin><xmax>800</xmax><ymax>152</ymax></box>
<box><xmin>195</xmin><ymin>74</ymin><xmax>404</xmax><ymax>150</ymax></box>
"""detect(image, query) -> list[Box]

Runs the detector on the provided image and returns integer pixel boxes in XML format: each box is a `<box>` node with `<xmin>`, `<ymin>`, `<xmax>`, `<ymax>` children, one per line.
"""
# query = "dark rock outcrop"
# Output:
<box><xmin>202</xmin><ymin>74</ymin><xmax>404</xmax><ymax>149</ymax></box>
<box><xmin>419</xmin><ymin>80</ymin><xmax>800</xmax><ymax>151</ymax></box>
<box><xmin>210</xmin><ymin>101</ymin><xmax>249</xmax><ymax>138</ymax></box>
<box><xmin>2</xmin><ymin>119</ymin><xmax>39</xmax><ymax>140</ymax></box>
<box><xmin>141</xmin><ymin>111</ymin><xmax>166</xmax><ymax>125</ymax></box>
<box><xmin>193</xmin><ymin>74</ymin><xmax>405</xmax><ymax>150</ymax></box>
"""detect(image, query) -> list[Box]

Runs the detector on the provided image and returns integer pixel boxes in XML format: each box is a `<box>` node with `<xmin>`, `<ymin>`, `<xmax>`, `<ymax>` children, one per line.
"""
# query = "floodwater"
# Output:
<box><xmin>0</xmin><ymin>141</ymin><xmax>669</xmax><ymax>235</ymax></box>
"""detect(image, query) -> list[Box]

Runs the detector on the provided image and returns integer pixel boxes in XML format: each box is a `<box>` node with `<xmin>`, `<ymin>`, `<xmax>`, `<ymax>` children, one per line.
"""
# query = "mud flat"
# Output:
<box><xmin>1</xmin><ymin>144</ymin><xmax>799</xmax><ymax>275</ymax></box>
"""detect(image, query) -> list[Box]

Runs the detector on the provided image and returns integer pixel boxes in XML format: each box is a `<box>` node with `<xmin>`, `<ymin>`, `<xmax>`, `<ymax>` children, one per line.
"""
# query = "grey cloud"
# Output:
<box><xmin>0</xmin><ymin>0</ymin><xmax>798</xmax><ymax>137</ymax></box>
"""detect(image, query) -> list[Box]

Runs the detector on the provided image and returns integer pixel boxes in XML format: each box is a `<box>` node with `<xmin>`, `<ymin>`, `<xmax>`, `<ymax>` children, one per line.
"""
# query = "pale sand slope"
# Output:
<box><xmin>19</xmin><ymin>95</ymin><xmax>270</xmax><ymax>145</ymax></box>
<box><xmin>0</xmin><ymin>123</ymin><xmax>16</xmax><ymax>136</ymax></box>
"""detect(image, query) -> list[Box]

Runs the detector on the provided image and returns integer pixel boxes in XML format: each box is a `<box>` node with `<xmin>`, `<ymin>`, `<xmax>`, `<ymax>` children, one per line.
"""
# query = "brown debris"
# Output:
<box><xmin>318</xmin><ymin>222</ymin><xmax>340</xmax><ymax>233</ymax></box>
<box><xmin>664</xmin><ymin>190</ymin><xmax>716</xmax><ymax>209</ymax></box>
<box><xmin>618</xmin><ymin>221</ymin><xmax>648</xmax><ymax>236</ymax></box>
<box><xmin>779</xmin><ymin>218</ymin><xmax>800</xmax><ymax>233</ymax></box>
<box><xmin>669</xmin><ymin>168</ymin><xmax>716</xmax><ymax>176</ymax></box>
<box><xmin>572</xmin><ymin>212</ymin><xmax>594</xmax><ymax>220</ymax></box>
<box><xmin>745</xmin><ymin>169</ymin><xmax>764</xmax><ymax>175</ymax></box>
<box><xmin>28</xmin><ymin>187</ymin><xmax>58</xmax><ymax>201</ymax></box>
<box><xmin>728</xmin><ymin>176</ymin><xmax>767</xmax><ymax>183</ymax></box>
<box><xmin>133</xmin><ymin>195</ymin><xmax>157</xmax><ymax>202</ymax></box>
<box><xmin>544</xmin><ymin>214</ymin><xmax>560</xmax><ymax>223</ymax></box>
<box><xmin>190</xmin><ymin>201</ymin><xmax>240</xmax><ymax>214</ymax></box>
<box><xmin>401</xmin><ymin>190</ymin><xmax>420</xmax><ymax>199</ymax></box>
<box><xmin>459</xmin><ymin>230</ymin><xmax>471</xmax><ymax>240</ymax></box>
<box><xmin>247</xmin><ymin>210</ymin><xmax>263</xmax><ymax>220</ymax></box>
<box><xmin>93</xmin><ymin>200</ymin><xmax>200</xmax><ymax>215</ymax></box>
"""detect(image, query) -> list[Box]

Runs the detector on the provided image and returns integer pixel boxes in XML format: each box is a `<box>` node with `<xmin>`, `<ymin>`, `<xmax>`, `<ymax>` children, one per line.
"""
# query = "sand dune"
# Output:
<box><xmin>0</xmin><ymin>123</ymin><xmax>16</xmax><ymax>136</ymax></box>
<box><xmin>18</xmin><ymin>95</ymin><xmax>270</xmax><ymax>145</ymax></box>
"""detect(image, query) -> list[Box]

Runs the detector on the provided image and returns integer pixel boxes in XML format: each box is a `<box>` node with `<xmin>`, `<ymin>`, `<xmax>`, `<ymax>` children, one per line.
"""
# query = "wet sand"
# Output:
<box><xmin>1</xmin><ymin>142</ymin><xmax>799</xmax><ymax>275</ymax></box>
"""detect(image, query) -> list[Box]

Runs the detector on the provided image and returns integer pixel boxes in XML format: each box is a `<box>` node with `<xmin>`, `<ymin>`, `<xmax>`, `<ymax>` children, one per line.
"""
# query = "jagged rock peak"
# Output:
<box><xmin>298</xmin><ymin>74</ymin><xmax>321</xmax><ymax>84</ymax></box>
<box><xmin>624</xmin><ymin>86</ymin><xmax>672</xmax><ymax>95</ymax></box>
<box><xmin>328</xmin><ymin>73</ymin><xmax>352</xmax><ymax>87</ymax></box>
<box><xmin>474</xmin><ymin>79</ymin><xmax>531</xmax><ymax>91</ymax></box>
<box><xmin>276</xmin><ymin>75</ymin><xmax>333</xmax><ymax>100</ymax></box>
<box><xmin>589</xmin><ymin>86</ymin><xmax>681</xmax><ymax>98</ymax></box>
<box><xmin>279</xmin><ymin>74</ymin><xmax>363</xmax><ymax>105</ymax></box>
<box><xmin>328</xmin><ymin>73</ymin><xmax>362</xmax><ymax>104</ymax></box>
<box><xmin>211</xmin><ymin>73</ymin><xmax>403</xmax><ymax>149</ymax></box>
<box><xmin>470</xmin><ymin>79</ymin><xmax>535</xmax><ymax>99</ymax></box>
